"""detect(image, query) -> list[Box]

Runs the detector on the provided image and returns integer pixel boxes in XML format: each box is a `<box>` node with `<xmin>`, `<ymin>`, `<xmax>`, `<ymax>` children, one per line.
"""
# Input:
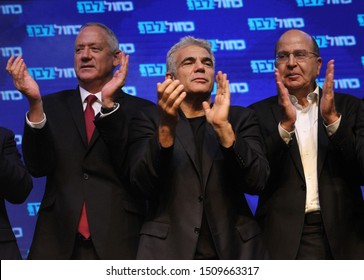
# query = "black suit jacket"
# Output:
<box><xmin>0</xmin><ymin>127</ymin><xmax>33</xmax><ymax>259</ymax></box>
<box><xmin>357</xmin><ymin>98</ymin><xmax>364</xmax><ymax>179</ymax></box>
<box><xmin>249</xmin><ymin>91</ymin><xmax>364</xmax><ymax>259</ymax></box>
<box><xmin>128</xmin><ymin>105</ymin><xmax>270</xmax><ymax>259</ymax></box>
<box><xmin>22</xmin><ymin>88</ymin><xmax>152</xmax><ymax>259</ymax></box>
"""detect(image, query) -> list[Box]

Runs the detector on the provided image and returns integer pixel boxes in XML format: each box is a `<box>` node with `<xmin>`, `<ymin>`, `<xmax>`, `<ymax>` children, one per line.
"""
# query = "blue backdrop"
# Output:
<box><xmin>0</xmin><ymin>0</ymin><xmax>363</xmax><ymax>259</ymax></box>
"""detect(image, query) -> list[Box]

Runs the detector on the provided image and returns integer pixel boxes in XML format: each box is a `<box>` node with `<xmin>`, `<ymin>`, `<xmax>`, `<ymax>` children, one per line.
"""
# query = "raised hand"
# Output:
<box><xmin>101</xmin><ymin>51</ymin><xmax>129</xmax><ymax>107</ymax></box>
<box><xmin>276</xmin><ymin>68</ymin><xmax>296</xmax><ymax>132</ymax></box>
<box><xmin>203</xmin><ymin>71</ymin><xmax>235</xmax><ymax>147</ymax></box>
<box><xmin>157</xmin><ymin>78</ymin><xmax>186</xmax><ymax>147</ymax></box>
<box><xmin>203</xmin><ymin>71</ymin><xmax>230</xmax><ymax>127</ymax></box>
<box><xmin>6</xmin><ymin>55</ymin><xmax>41</xmax><ymax>102</ymax></box>
<box><xmin>321</xmin><ymin>59</ymin><xmax>339</xmax><ymax>124</ymax></box>
<box><xmin>6</xmin><ymin>55</ymin><xmax>44</xmax><ymax>122</ymax></box>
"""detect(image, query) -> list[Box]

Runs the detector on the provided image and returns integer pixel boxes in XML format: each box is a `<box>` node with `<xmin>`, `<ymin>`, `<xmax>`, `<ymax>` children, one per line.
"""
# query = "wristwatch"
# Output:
<box><xmin>101</xmin><ymin>102</ymin><xmax>119</xmax><ymax>114</ymax></box>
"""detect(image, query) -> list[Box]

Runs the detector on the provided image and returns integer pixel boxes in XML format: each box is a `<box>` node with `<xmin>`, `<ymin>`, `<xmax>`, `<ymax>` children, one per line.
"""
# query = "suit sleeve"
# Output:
<box><xmin>327</xmin><ymin>95</ymin><xmax>363</xmax><ymax>184</ymax></box>
<box><xmin>355</xmin><ymin>99</ymin><xmax>364</xmax><ymax>181</ymax></box>
<box><xmin>95</xmin><ymin>107</ymin><xmax>129</xmax><ymax>179</ymax></box>
<box><xmin>0</xmin><ymin>128</ymin><xmax>33</xmax><ymax>204</ymax></box>
<box><xmin>128</xmin><ymin>106</ymin><xmax>170</xmax><ymax>198</ymax></box>
<box><xmin>22</xmin><ymin>120</ymin><xmax>56</xmax><ymax>178</ymax></box>
<box><xmin>226</xmin><ymin>107</ymin><xmax>270</xmax><ymax>195</ymax></box>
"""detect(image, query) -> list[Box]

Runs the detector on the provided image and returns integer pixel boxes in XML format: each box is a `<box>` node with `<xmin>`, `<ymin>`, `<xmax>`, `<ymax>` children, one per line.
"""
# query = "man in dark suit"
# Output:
<box><xmin>127</xmin><ymin>36</ymin><xmax>270</xmax><ymax>259</ymax></box>
<box><xmin>359</xmin><ymin>99</ymin><xmax>364</xmax><ymax>178</ymax></box>
<box><xmin>249</xmin><ymin>29</ymin><xmax>364</xmax><ymax>259</ymax></box>
<box><xmin>6</xmin><ymin>22</ymin><xmax>152</xmax><ymax>259</ymax></box>
<box><xmin>0</xmin><ymin>127</ymin><xmax>33</xmax><ymax>259</ymax></box>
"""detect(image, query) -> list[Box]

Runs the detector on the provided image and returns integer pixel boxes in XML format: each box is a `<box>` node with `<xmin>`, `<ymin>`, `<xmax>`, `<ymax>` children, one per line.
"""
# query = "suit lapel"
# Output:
<box><xmin>317</xmin><ymin>90</ymin><xmax>328</xmax><ymax>178</ymax></box>
<box><xmin>67</xmin><ymin>89</ymin><xmax>87</xmax><ymax>145</ymax></box>
<box><xmin>201</xmin><ymin>124</ymin><xmax>219</xmax><ymax>188</ymax></box>
<box><xmin>175</xmin><ymin>113</ymin><xmax>201</xmax><ymax>178</ymax></box>
<box><xmin>175</xmin><ymin>112</ymin><xmax>220</xmax><ymax>190</ymax></box>
<box><xmin>66</xmin><ymin>88</ymin><xmax>99</xmax><ymax>147</ymax></box>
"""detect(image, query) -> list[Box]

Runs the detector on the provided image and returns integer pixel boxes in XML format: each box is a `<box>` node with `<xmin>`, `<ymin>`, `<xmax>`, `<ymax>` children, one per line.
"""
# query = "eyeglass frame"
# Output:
<box><xmin>275</xmin><ymin>49</ymin><xmax>320</xmax><ymax>64</ymax></box>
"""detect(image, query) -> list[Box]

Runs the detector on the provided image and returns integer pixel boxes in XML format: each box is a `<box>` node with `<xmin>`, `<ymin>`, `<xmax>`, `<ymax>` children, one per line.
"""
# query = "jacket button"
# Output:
<box><xmin>194</xmin><ymin>227</ymin><xmax>200</xmax><ymax>234</ymax></box>
<box><xmin>84</xmin><ymin>173</ymin><xmax>89</xmax><ymax>179</ymax></box>
<box><xmin>198</xmin><ymin>195</ymin><xmax>204</xmax><ymax>202</ymax></box>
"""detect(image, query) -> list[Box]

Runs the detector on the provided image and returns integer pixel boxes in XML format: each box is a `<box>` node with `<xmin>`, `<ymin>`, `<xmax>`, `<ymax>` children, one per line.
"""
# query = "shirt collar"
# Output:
<box><xmin>79</xmin><ymin>87</ymin><xmax>102</xmax><ymax>103</ymax></box>
<box><xmin>289</xmin><ymin>84</ymin><xmax>319</xmax><ymax>110</ymax></box>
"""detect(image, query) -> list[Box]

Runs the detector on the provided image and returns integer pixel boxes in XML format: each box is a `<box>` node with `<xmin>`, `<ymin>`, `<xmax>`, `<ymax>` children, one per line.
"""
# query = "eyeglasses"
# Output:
<box><xmin>275</xmin><ymin>50</ymin><xmax>319</xmax><ymax>63</ymax></box>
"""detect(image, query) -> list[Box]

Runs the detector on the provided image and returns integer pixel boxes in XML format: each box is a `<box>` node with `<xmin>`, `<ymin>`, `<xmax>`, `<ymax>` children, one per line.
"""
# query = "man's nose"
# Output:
<box><xmin>194</xmin><ymin>60</ymin><xmax>205</xmax><ymax>71</ymax></box>
<box><xmin>287</xmin><ymin>53</ymin><xmax>297</xmax><ymax>66</ymax></box>
<box><xmin>81</xmin><ymin>48</ymin><xmax>92</xmax><ymax>59</ymax></box>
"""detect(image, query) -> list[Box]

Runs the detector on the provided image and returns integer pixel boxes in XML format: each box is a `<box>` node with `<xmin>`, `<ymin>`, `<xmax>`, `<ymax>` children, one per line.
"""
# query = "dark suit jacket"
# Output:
<box><xmin>22</xmin><ymin>88</ymin><xmax>152</xmax><ymax>259</ymax></box>
<box><xmin>357</xmin><ymin>98</ymin><xmax>364</xmax><ymax>179</ymax></box>
<box><xmin>249</xmin><ymin>91</ymin><xmax>364</xmax><ymax>259</ymax></box>
<box><xmin>128</xmin><ymin>105</ymin><xmax>270</xmax><ymax>259</ymax></box>
<box><xmin>0</xmin><ymin>127</ymin><xmax>33</xmax><ymax>260</ymax></box>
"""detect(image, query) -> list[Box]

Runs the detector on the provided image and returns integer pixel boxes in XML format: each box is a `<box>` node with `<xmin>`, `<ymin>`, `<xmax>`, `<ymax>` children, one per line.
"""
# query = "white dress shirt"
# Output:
<box><xmin>278</xmin><ymin>85</ymin><xmax>341</xmax><ymax>213</ymax></box>
<box><xmin>26</xmin><ymin>87</ymin><xmax>119</xmax><ymax>128</ymax></box>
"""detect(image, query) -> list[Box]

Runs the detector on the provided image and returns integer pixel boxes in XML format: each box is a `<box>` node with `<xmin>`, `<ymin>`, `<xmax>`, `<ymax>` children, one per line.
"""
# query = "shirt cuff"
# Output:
<box><xmin>26</xmin><ymin>111</ymin><xmax>46</xmax><ymax>129</ymax></box>
<box><xmin>324</xmin><ymin>114</ymin><xmax>341</xmax><ymax>136</ymax></box>
<box><xmin>278</xmin><ymin>122</ymin><xmax>294</xmax><ymax>144</ymax></box>
<box><xmin>99</xmin><ymin>102</ymin><xmax>120</xmax><ymax>118</ymax></box>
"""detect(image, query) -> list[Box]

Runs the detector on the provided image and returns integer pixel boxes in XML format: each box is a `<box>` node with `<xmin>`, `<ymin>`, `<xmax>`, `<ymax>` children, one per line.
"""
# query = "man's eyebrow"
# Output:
<box><xmin>180</xmin><ymin>56</ymin><xmax>213</xmax><ymax>64</ymax></box>
<box><xmin>75</xmin><ymin>42</ymin><xmax>99</xmax><ymax>47</ymax></box>
<box><xmin>201</xmin><ymin>57</ymin><xmax>213</xmax><ymax>62</ymax></box>
<box><xmin>180</xmin><ymin>56</ymin><xmax>195</xmax><ymax>63</ymax></box>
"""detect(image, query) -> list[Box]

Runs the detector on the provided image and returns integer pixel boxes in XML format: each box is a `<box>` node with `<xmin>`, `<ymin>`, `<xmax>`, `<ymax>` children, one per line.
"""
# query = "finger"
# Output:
<box><xmin>275</xmin><ymin>69</ymin><xmax>291</xmax><ymax>108</ymax></box>
<box><xmin>215</xmin><ymin>71</ymin><xmax>225</xmax><ymax>93</ymax></box>
<box><xmin>157</xmin><ymin>79</ymin><xmax>174</xmax><ymax>102</ymax></box>
<box><xmin>157</xmin><ymin>78</ymin><xmax>173</xmax><ymax>94</ymax></box>
<box><xmin>7</xmin><ymin>55</ymin><xmax>23</xmax><ymax>75</ymax></box>
<box><xmin>161</xmin><ymin>85</ymin><xmax>185</xmax><ymax>110</ymax></box>
<box><xmin>120</xmin><ymin>52</ymin><xmax>129</xmax><ymax>69</ymax></box>
<box><xmin>202</xmin><ymin>100</ymin><xmax>211</xmax><ymax>114</ymax></box>
<box><xmin>12</xmin><ymin>57</ymin><xmax>26</xmax><ymax>83</ymax></box>
<box><xmin>215</xmin><ymin>71</ymin><xmax>229</xmax><ymax>99</ymax></box>
<box><xmin>171</xmin><ymin>91</ymin><xmax>186</xmax><ymax>111</ymax></box>
<box><xmin>14</xmin><ymin>56</ymin><xmax>26</xmax><ymax>73</ymax></box>
<box><xmin>158</xmin><ymin>79</ymin><xmax>183</xmax><ymax>103</ymax></box>
<box><xmin>275</xmin><ymin>68</ymin><xmax>286</xmax><ymax>96</ymax></box>
<box><xmin>323</xmin><ymin>59</ymin><xmax>334</xmax><ymax>97</ymax></box>
<box><xmin>117</xmin><ymin>52</ymin><xmax>129</xmax><ymax>78</ymax></box>
<box><xmin>6</xmin><ymin>55</ymin><xmax>16</xmax><ymax>73</ymax></box>
<box><xmin>223</xmin><ymin>75</ymin><xmax>230</xmax><ymax>100</ymax></box>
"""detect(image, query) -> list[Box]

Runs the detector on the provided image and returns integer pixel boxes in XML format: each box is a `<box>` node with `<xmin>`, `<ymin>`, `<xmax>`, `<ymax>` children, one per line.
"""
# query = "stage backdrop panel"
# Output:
<box><xmin>0</xmin><ymin>0</ymin><xmax>363</xmax><ymax>259</ymax></box>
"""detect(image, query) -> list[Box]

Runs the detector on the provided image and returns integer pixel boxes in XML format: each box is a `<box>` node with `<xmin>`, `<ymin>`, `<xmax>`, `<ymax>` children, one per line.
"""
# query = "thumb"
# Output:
<box><xmin>202</xmin><ymin>101</ymin><xmax>210</xmax><ymax>114</ymax></box>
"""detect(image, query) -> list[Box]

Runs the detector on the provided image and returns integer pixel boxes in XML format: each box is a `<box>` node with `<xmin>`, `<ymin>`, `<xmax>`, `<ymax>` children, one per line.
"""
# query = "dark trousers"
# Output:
<box><xmin>71</xmin><ymin>234</ymin><xmax>100</xmax><ymax>260</ymax></box>
<box><xmin>296</xmin><ymin>212</ymin><xmax>333</xmax><ymax>260</ymax></box>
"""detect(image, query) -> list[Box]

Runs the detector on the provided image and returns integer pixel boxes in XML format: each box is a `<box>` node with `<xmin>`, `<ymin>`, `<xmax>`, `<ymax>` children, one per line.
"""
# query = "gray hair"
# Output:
<box><xmin>166</xmin><ymin>36</ymin><xmax>215</xmax><ymax>75</ymax></box>
<box><xmin>79</xmin><ymin>22</ymin><xmax>119</xmax><ymax>52</ymax></box>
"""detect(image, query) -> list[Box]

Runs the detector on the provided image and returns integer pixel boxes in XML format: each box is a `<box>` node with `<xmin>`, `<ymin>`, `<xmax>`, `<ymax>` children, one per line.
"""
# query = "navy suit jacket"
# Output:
<box><xmin>0</xmin><ymin>127</ymin><xmax>33</xmax><ymax>259</ymax></box>
<box><xmin>249</xmin><ymin>91</ymin><xmax>364</xmax><ymax>259</ymax></box>
<box><xmin>23</xmin><ymin>88</ymin><xmax>152</xmax><ymax>259</ymax></box>
<box><xmin>128</xmin><ymin>105</ymin><xmax>270</xmax><ymax>259</ymax></box>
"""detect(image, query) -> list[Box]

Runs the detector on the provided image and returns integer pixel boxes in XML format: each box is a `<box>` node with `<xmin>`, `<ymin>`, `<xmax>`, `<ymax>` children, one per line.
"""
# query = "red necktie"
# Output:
<box><xmin>78</xmin><ymin>94</ymin><xmax>97</xmax><ymax>239</ymax></box>
<box><xmin>84</xmin><ymin>94</ymin><xmax>97</xmax><ymax>144</ymax></box>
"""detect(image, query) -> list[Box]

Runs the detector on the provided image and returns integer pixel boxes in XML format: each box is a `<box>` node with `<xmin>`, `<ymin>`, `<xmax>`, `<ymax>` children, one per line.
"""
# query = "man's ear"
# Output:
<box><xmin>166</xmin><ymin>72</ymin><xmax>174</xmax><ymax>80</ymax></box>
<box><xmin>113</xmin><ymin>50</ymin><xmax>121</xmax><ymax>67</ymax></box>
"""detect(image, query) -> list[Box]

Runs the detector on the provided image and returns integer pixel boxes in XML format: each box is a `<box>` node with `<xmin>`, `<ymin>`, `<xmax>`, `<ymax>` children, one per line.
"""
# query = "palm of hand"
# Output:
<box><xmin>102</xmin><ymin>70</ymin><xmax>125</xmax><ymax>99</ymax></box>
<box><xmin>17</xmin><ymin>71</ymin><xmax>40</xmax><ymax>99</ymax></box>
<box><xmin>206</xmin><ymin>93</ymin><xmax>229</xmax><ymax>126</ymax></box>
